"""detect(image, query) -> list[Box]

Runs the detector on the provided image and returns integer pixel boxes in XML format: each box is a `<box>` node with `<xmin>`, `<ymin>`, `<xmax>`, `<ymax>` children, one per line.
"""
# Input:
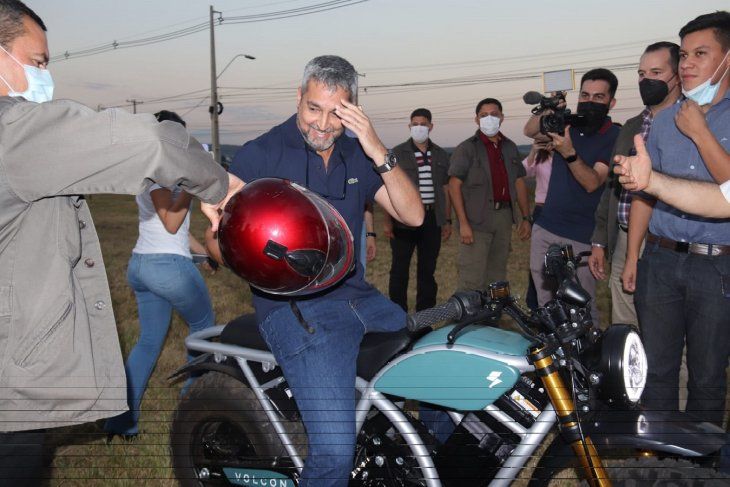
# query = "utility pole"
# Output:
<box><xmin>126</xmin><ymin>99</ymin><xmax>143</xmax><ymax>114</ymax></box>
<box><xmin>209</xmin><ymin>5</ymin><xmax>221</xmax><ymax>165</ymax></box>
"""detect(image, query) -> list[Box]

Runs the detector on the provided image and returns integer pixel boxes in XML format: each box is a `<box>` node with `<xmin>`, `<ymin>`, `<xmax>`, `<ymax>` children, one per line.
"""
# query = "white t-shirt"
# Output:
<box><xmin>721</xmin><ymin>180</ymin><xmax>730</xmax><ymax>204</ymax></box>
<box><xmin>132</xmin><ymin>184</ymin><xmax>191</xmax><ymax>257</ymax></box>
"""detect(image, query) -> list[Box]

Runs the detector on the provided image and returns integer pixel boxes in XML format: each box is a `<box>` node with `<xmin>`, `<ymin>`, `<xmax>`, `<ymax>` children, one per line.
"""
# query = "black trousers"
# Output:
<box><xmin>0</xmin><ymin>429</ymin><xmax>47</xmax><ymax>486</ymax></box>
<box><xmin>388</xmin><ymin>208</ymin><xmax>441</xmax><ymax>312</ymax></box>
<box><xmin>635</xmin><ymin>244</ymin><xmax>730</xmax><ymax>425</ymax></box>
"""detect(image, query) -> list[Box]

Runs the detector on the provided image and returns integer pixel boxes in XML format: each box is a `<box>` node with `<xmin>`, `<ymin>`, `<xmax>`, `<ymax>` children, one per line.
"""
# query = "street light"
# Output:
<box><xmin>208</xmin><ymin>5</ymin><xmax>256</xmax><ymax>164</ymax></box>
<box><xmin>209</xmin><ymin>52</ymin><xmax>255</xmax><ymax>164</ymax></box>
<box><xmin>218</xmin><ymin>54</ymin><xmax>256</xmax><ymax>80</ymax></box>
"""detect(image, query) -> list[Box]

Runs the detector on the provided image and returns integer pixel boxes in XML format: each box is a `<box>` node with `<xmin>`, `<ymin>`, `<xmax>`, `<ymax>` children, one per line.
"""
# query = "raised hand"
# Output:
<box><xmin>613</xmin><ymin>134</ymin><xmax>652</xmax><ymax>192</ymax></box>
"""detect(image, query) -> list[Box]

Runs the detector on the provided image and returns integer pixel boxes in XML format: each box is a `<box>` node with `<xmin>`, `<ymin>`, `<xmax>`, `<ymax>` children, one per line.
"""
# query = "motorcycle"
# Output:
<box><xmin>169</xmin><ymin>244</ymin><xmax>728</xmax><ymax>486</ymax></box>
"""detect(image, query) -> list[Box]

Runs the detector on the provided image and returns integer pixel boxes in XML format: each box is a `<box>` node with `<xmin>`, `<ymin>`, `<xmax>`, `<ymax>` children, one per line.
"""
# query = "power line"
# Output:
<box><xmin>49</xmin><ymin>1</ymin><xmax>370</xmax><ymax>63</ymax></box>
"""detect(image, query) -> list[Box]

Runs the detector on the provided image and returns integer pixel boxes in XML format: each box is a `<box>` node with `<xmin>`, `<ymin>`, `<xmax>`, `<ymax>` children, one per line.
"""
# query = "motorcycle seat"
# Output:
<box><xmin>219</xmin><ymin>313</ymin><xmax>414</xmax><ymax>381</ymax></box>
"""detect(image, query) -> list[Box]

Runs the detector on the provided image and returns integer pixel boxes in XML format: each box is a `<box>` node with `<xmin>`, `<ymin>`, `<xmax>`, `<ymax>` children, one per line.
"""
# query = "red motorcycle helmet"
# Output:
<box><xmin>218</xmin><ymin>178</ymin><xmax>355</xmax><ymax>296</ymax></box>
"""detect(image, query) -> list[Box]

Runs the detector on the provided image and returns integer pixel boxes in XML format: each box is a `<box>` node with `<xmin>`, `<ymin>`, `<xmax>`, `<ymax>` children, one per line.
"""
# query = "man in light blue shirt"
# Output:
<box><xmin>633</xmin><ymin>11</ymin><xmax>730</xmax><ymax>426</ymax></box>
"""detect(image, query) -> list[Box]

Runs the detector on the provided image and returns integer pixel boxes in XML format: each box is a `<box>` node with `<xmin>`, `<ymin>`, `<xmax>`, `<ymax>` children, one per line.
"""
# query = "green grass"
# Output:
<box><xmin>40</xmin><ymin>194</ymin><xmax>643</xmax><ymax>485</ymax></box>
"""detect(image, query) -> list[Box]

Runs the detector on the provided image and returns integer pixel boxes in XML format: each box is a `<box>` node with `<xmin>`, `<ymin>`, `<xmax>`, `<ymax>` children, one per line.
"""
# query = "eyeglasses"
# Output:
<box><xmin>305</xmin><ymin>148</ymin><xmax>347</xmax><ymax>200</ymax></box>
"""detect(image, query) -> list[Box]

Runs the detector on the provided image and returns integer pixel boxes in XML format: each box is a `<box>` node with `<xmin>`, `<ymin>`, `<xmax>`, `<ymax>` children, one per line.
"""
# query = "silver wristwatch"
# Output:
<box><xmin>374</xmin><ymin>150</ymin><xmax>398</xmax><ymax>174</ymax></box>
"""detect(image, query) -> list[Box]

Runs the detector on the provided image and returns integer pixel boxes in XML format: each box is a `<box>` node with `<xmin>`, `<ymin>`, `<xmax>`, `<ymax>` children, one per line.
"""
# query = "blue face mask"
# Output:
<box><xmin>682</xmin><ymin>50</ymin><xmax>729</xmax><ymax>106</ymax></box>
<box><xmin>0</xmin><ymin>44</ymin><xmax>54</xmax><ymax>103</ymax></box>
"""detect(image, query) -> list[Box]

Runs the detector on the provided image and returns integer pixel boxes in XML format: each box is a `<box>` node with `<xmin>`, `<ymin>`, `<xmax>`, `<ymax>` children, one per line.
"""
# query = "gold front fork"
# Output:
<box><xmin>530</xmin><ymin>348</ymin><xmax>612</xmax><ymax>487</ymax></box>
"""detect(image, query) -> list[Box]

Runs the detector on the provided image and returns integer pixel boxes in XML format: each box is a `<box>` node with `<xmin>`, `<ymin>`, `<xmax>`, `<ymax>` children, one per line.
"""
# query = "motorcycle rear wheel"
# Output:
<box><xmin>170</xmin><ymin>371</ymin><xmax>305</xmax><ymax>486</ymax></box>
<box><xmin>575</xmin><ymin>457</ymin><xmax>730</xmax><ymax>486</ymax></box>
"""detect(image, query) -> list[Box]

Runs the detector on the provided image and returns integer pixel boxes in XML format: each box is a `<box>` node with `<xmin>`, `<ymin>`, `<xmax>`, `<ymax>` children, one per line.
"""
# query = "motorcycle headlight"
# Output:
<box><xmin>598</xmin><ymin>325</ymin><xmax>647</xmax><ymax>404</ymax></box>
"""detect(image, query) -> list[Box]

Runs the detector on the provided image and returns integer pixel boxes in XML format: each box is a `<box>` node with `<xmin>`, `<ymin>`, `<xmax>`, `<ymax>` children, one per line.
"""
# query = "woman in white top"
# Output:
<box><xmin>104</xmin><ymin>111</ymin><xmax>215</xmax><ymax>438</ymax></box>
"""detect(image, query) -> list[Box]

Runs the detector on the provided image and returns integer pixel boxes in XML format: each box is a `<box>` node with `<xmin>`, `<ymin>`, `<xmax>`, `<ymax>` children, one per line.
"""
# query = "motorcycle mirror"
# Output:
<box><xmin>555</xmin><ymin>279</ymin><xmax>591</xmax><ymax>307</ymax></box>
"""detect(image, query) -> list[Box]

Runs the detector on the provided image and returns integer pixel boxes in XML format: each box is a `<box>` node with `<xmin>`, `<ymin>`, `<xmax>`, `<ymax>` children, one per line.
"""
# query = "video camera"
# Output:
<box><xmin>523</xmin><ymin>91</ymin><xmax>586</xmax><ymax>136</ymax></box>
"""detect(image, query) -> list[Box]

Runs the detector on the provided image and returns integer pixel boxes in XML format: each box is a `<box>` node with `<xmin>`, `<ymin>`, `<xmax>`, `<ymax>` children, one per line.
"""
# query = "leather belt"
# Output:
<box><xmin>646</xmin><ymin>233</ymin><xmax>730</xmax><ymax>256</ymax></box>
<box><xmin>618</xmin><ymin>224</ymin><xmax>628</xmax><ymax>233</ymax></box>
<box><xmin>494</xmin><ymin>201</ymin><xmax>511</xmax><ymax>210</ymax></box>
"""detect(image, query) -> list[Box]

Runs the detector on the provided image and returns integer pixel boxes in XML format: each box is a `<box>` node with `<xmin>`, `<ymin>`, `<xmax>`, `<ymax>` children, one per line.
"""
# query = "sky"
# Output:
<box><xmin>34</xmin><ymin>0</ymin><xmax>730</xmax><ymax>147</ymax></box>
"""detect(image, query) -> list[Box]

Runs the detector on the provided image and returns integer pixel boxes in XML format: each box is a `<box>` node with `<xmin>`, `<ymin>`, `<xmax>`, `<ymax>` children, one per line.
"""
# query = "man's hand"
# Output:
<box><xmin>335</xmin><ymin>99</ymin><xmax>387</xmax><ymax>163</ymax></box>
<box><xmin>459</xmin><ymin>221</ymin><xmax>474</xmax><ymax>245</ymax></box>
<box><xmin>366</xmin><ymin>235</ymin><xmax>376</xmax><ymax>262</ymax></box>
<box><xmin>621</xmin><ymin>256</ymin><xmax>638</xmax><ymax>293</ymax></box>
<box><xmin>201</xmin><ymin>173</ymin><xmax>245</xmax><ymax>232</ymax></box>
<box><xmin>614</xmin><ymin>134</ymin><xmax>652</xmax><ymax>191</ymax></box>
<box><xmin>547</xmin><ymin>125</ymin><xmax>575</xmax><ymax>158</ymax></box>
<box><xmin>441</xmin><ymin>223</ymin><xmax>452</xmax><ymax>241</ymax></box>
<box><xmin>517</xmin><ymin>220</ymin><xmax>531</xmax><ymax>240</ymax></box>
<box><xmin>588</xmin><ymin>246</ymin><xmax>607</xmax><ymax>280</ymax></box>
<box><xmin>675</xmin><ymin>99</ymin><xmax>709</xmax><ymax>141</ymax></box>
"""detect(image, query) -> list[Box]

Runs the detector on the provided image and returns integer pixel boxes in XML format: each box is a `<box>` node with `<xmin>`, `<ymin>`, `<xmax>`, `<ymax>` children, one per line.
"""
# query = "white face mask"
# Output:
<box><xmin>410</xmin><ymin>125</ymin><xmax>429</xmax><ymax>143</ymax></box>
<box><xmin>479</xmin><ymin>115</ymin><xmax>501</xmax><ymax>137</ymax></box>
<box><xmin>682</xmin><ymin>50</ymin><xmax>729</xmax><ymax>106</ymax></box>
<box><xmin>0</xmin><ymin>44</ymin><xmax>54</xmax><ymax>103</ymax></box>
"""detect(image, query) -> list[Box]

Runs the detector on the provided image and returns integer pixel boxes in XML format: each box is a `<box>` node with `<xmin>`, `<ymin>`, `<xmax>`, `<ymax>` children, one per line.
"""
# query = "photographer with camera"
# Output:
<box><xmin>588</xmin><ymin>42</ymin><xmax>681</xmax><ymax>326</ymax></box>
<box><xmin>524</xmin><ymin>69</ymin><xmax>621</xmax><ymax>324</ymax></box>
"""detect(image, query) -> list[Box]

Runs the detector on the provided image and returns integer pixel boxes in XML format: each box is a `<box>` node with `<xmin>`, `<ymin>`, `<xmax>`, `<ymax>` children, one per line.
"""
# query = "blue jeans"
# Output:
<box><xmin>104</xmin><ymin>253</ymin><xmax>215</xmax><ymax>435</ymax></box>
<box><xmin>258</xmin><ymin>291</ymin><xmax>405</xmax><ymax>487</ymax></box>
<box><xmin>635</xmin><ymin>244</ymin><xmax>730</xmax><ymax>425</ymax></box>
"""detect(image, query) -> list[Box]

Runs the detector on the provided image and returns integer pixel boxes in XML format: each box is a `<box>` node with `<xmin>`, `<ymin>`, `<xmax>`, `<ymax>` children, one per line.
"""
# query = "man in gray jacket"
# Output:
<box><xmin>449</xmin><ymin>98</ymin><xmax>531</xmax><ymax>290</ymax></box>
<box><xmin>0</xmin><ymin>1</ymin><xmax>242</xmax><ymax>483</ymax></box>
<box><xmin>384</xmin><ymin>108</ymin><xmax>451</xmax><ymax>311</ymax></box>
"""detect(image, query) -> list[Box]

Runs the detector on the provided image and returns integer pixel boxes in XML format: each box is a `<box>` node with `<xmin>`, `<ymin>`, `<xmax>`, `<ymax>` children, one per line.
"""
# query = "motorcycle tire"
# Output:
<box><xmin>170</xmin><ymin>371</ymin><xmax>305</xmax><ymax>486</ymax></box>
<box><xmin>576</xmin><ymin>457</ymin><xmax>730</xmax><ymax>486</ymax></box>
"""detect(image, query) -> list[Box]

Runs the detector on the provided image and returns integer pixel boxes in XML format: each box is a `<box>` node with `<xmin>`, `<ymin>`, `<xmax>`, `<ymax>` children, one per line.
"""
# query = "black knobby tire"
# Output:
<box><xmin>170</xmin><ymin>371</ymin><xmax>305</xmax><ymax>486</ymax></box>
<box><xmin>578</xmin><ymin>457</ymin><xmax>730</xmax><ymax>486</ymax></box>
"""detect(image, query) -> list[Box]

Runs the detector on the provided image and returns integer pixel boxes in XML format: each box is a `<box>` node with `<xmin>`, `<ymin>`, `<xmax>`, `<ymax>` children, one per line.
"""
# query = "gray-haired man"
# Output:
<box><xmin>224</xmin><ymin>55</ymin><xmax>423</xmax><ymax>486</ymax></box>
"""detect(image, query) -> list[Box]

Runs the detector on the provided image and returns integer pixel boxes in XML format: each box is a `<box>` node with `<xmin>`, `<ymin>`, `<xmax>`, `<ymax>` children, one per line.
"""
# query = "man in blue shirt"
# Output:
<box><xmin>628</xmin><ymin>11</ymin><xmax>730</xmax><ymax>426</ymax></box>
<box><xmin>225</xmin><ymin>55</ymin><xmax>423</xmax><ymax>486</ymax></box>
<box><xmin>524</xmin><ymin>69</ymin><xmax>621</xmax><ymax>324</ymax></box>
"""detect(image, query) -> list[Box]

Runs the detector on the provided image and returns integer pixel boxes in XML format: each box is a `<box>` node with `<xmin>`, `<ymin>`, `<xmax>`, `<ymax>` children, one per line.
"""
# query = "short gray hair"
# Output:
<box><xmin>301</xmin><ymin>55</ymin><xmax>358</xmax><ymax>103</ymax></box>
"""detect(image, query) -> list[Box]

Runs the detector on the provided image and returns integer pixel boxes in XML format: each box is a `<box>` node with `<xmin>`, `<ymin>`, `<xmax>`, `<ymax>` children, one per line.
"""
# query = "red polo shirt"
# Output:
<box><xmin>478</xmin><ymin>131</ymin><xmax>511</xmax><ymax>203</ymax></box>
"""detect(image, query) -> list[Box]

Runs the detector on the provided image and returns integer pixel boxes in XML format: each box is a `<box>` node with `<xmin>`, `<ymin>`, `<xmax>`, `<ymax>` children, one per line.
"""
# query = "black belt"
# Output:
<box><xmin>619</xmin><ymin>224</ymin><xmax>628</xmax><ymax>233</ymax></box>
<box><xmin>494</xmin><ymin>201</ymin><xmax>511</xmax><ymax>210</ymax></box>
<box><xmin>423</xmin><ymin>203</ymin><xmax>435</xmax><ymax>211</ymax></box>
<box><xmin>646</xmin><ymin>233</ymin><xmax>730</xmax><ymax>256</ymax></box>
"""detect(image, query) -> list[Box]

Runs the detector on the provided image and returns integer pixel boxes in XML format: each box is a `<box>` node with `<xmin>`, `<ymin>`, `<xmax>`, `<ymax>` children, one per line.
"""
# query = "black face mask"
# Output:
<box><xmin>576</xmin><ymin>101</ymin><xmax>609</xmax><ymax>135</ymax></box>
<box><xmin>639</xmin><ymin>77</ymin><xmax>671</xmax><ymax>106</ymax></box>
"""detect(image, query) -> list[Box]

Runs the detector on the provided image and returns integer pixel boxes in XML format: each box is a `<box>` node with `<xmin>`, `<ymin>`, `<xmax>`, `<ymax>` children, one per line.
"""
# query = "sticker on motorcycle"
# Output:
<box><xmin>486</xmin><ymin>371</ymin><xmax>503</xmax><ymax>388</ymax></box>
<box><xmin>223</xmin><ymin>468</ymin><xmax>295</xmax><ymax>487</ymax></box>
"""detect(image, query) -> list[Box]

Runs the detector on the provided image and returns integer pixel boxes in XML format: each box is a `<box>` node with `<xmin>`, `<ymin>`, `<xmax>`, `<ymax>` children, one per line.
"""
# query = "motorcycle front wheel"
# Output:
<box><xmin>170</xmin><ymin>371</ymin><xmax>305</xmax><ymax>486</ymax></box>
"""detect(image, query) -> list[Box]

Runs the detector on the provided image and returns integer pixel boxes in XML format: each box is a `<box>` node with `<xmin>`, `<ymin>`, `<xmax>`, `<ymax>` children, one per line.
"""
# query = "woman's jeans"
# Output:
<box><xmin>104</xmin><ymin>253</ymin><xmax>215</xmax><ymax>435</ymax></box>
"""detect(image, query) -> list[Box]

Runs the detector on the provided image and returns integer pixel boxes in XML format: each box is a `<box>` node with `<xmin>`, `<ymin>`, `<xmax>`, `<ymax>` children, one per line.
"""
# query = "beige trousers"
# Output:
<box><xmin>609</xmin><ymin>228</ymin><xmax>643</xmax><ymax>325</ymax></box>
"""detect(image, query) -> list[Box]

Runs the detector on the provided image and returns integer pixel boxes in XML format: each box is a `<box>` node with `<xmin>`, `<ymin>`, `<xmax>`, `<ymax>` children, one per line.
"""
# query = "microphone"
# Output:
<box><xmin>523</xmin><ymin>91</ymin><xmax>544</xmax><ymax>105</ymax></box>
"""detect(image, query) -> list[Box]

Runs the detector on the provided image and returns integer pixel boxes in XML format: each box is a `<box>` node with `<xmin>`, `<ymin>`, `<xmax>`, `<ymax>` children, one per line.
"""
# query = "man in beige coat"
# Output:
<box><xmin>0</xmin><ymin>1</ymin><xmax>242</xmax><ymax>483</ymax></box>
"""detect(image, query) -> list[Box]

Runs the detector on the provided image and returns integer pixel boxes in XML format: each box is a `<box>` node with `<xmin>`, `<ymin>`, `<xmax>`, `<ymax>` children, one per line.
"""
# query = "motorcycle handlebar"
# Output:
<box><xmin>406</xmin><ymin>298</ymin><xmax>462</xmax><ymax>332</ymax></box>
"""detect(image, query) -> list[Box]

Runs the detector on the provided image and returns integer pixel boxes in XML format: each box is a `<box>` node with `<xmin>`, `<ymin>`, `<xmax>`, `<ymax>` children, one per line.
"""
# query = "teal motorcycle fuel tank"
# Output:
<box><xmin>374</xmin><ymin>325</ymin><xmax>534</xmax><ymax>410</ymax></box>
